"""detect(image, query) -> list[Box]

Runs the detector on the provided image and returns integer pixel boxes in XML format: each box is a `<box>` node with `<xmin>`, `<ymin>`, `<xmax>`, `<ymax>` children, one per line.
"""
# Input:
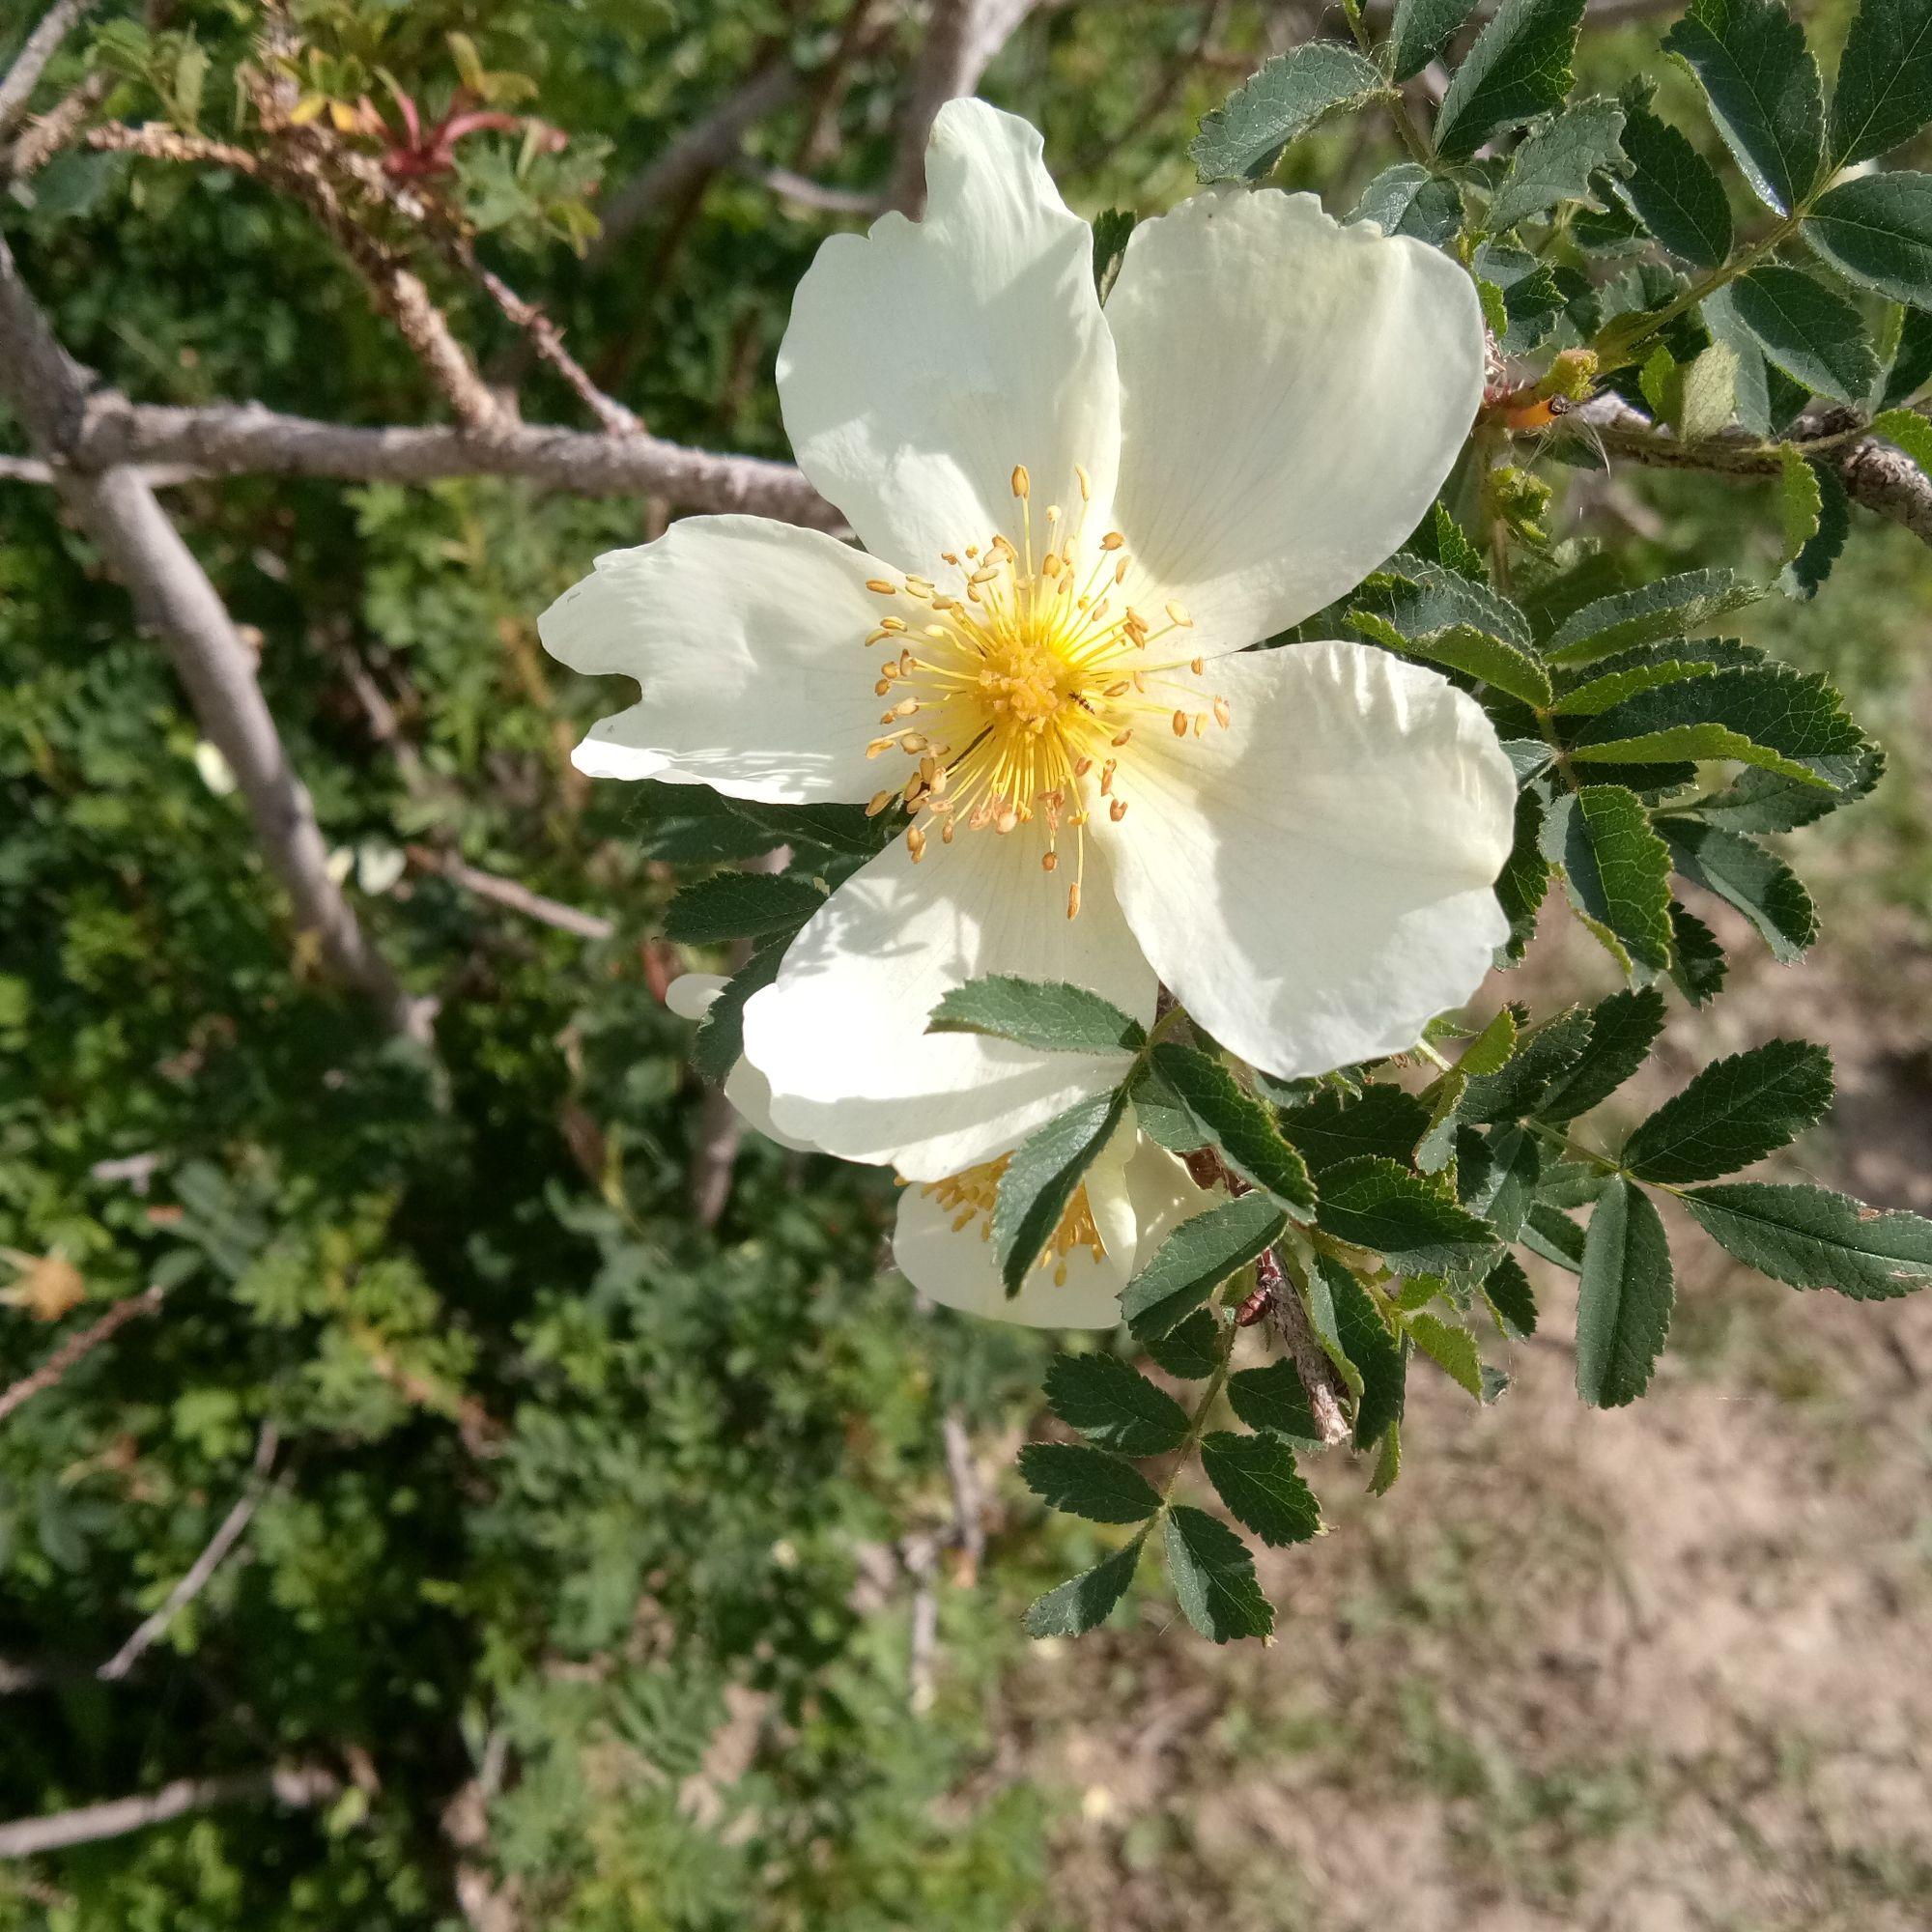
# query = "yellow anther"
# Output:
<box><xmin>1172</xmin><ymin>709</ymin><xmax>1188</xmax><ymax>737</ymax></box>
<box><xmin>1011</xmin><ymin>465</ymin><xmax>1031</xmax><ymax>499</ymax></box>
<box><xmin>1041</xmin><ymin>850</ymin><xmax>1059</xmax><ymax>872</ymax></box>
<box><xmin>995</xmin><ymin>808</ymin><xmax>1019</xmax><ymax>835</ymax></box>
<box><xmin>902</xmin><ymin>733</ymin><xmax>929</xmax><ymax>753</ymax></box>
<box><xmin>941</xmin><ymin>552</ymin><xmax>960</xmax><ymax>566</ymax></box>
<box><xmin>1109</xmin><ymin>797</ymin><xmax>1127</xmax><ymax>822</ymax></box>
<box><xmin>907</xmin><ymin>825</ymin><xmax>927</xmax><ymax>862</ymax></box>
<box><xmin>905</xmin><ymin>575</ymin><xmax>934</xmax><ymax>596</ymax></box>
<box><xmin>1190</xmin><ymin>656</ymin><xmax>1205</xmax><ymax>675</ymax></box>
<box><xmin>1066</xmin><ymin>882</ymin><xmax>1081</xmax><ymax>919</ymax></box>
<box><xmin>1212</xmin><ymin>696</ymin><xmax>1232</xmax><ymax>728</ymax></box>
<box><xmin>1046</xmin><ymin>505</ymin><xmax>1061</xmax><ymax>524</ymax></box>
<box><xmin>1112</xmin><ymin>727</ymin><xmax>1133</xmax><ymax>747</ymax></box>
<box><xmin>1075</xmin><ymin>464</ymin><xmax>1092</xmax><ymax>501</ymax></box>
<box><xmin>941</xmin><ymin>820</ymin><xmax>956</xmax><ymax>843</ymax></box>
<box><xmin>1101</xmin><ymin>531</ymin><xmax>1124</xmax><ymax>551</ymax></box>
<box><xmin>1099</xmin><ymin>760</ymin><xmax>1117</xmax><ymax>796</ymax></box>
<box><xmin>891</xmin><ymin>697</ymin><xmax>919</xmax><ymax>718</ymax></box>
<box><xmin>1166</xmin><ymin>599</ymin><xmax>1192</xmax><ymax>627</ymax></box>
<box><xmin>874</xmin><ymin>679</ymin><xmax>892</xmax><ymax>696</ymax></box>
<box><xmin>866</xmin><ymin>578</ymin><xmax>896</xmax><ymax>595</ymax></box>
<box><xmin>867</xmin><ymin>788</ymin><xmax>896</xmax><ymax>816</ymax></box>
<box><xmin>1073</xmin><ymin>755</ymin><xmax>1094</xmax><ymax>777</ymax></box>
<box><xmin>867</xmin><ymin>738</ymin><xmax>894</xmax><ymax>758</ymax></box>
<box><xmin>1193</xmin><ymin>713</ymin><xmax>1207</xmax><ymax>737</ymax></box>
<box><xmin>880</xmin><ymin>615</ymin><xmax>905</xmax><ymax>633</ymax></box>
<box><xmin>1114</xmin><ymin>557</ymin><xmax>1129</xmax><ymax>585</ymax></box>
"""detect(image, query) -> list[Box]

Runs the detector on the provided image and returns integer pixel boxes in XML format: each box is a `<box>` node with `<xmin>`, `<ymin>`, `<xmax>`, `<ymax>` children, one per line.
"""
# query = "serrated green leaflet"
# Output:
<box><xmin>1316</xmin><ymin>1156</ymin><xmax>1500</xmax><ymax>1273</ymax></box>
<box><xmin>992</xmin><ymin>1089</ymin><xmax>1132</xmax><ymax>1297</ymax></box>
<box><xmin>1350</xmin><ymin>611</ymin><xmax>1553</xmax><ymax>707</ymax></box>
<box><xmin>1142</xmin><ymin>1307</ymin><xmax>1221</xmax><ymax>1379</ymax></box>
<box><xmin>1044</xmin><ymin>1354</ymin><xmax>1191</xmax><ymax>1455</ymax></box>
<box><xmin>1483</xmin><ymin>1250</ymin><xmax>1540</xmax><ymax>1337</ymax></box>
<box><xmin>1538</xmin><ymin>985</ymin><xmax>1667</xmax><ymax>1122</ymax></box>
<box><xmin>1460</xmin><ymin>1124</ymin><xmax>1543</xmax><ymax>1241</ymax></box>
<box><xmin>1278</xmin><ymin>1084</ymin><xmax>1432</xmax><ymax>1175</ymax></box>
<box><xmin>1544</xmin><ymin>568</ymin><xmax>1759</xmax><ymax>664</ymax></box>
<box><xmin>1147</xmin><ymin>1043</ymin><xmax>1317</xmax><ymax>1216</ymax></box>
<box><xmin>1869</xmin><ymin>407</ymin><xmax>1932</xmax><ymax>478</ymax></box>
<box><xmin>664</xmin><ymin>869</ymin><xmax>825</xmax><ymax>943</ymax></box>
<box><xmin>1323</xmin><ymin>1261</ymin><xmax>1406</xmax><ymax>1447</ymax></box>
<box><xmin>1435</xmin><ymin>0</ymin><xmax>1587</xmax><ymax>163</ymax></box>
<box><xmin>1880</xmin><ymin>304</ymin><xmax>1932</xmax><ymax>407</ymax></box>
<box><xmin>1669</xmin><ymin>899</ymin><xmax>1730</xmax><ymax>1004</ymax></box>
<box><xmin>1522</xmin><ymin>1201</ymin><xmax>1587</xmax><ymax>1271</ymax></box>
<box><xmin>1390</xmin><ymin>0</ymin><xmax>1481</xmax><ymax>81</ymax></box>
<box><xmin>1405</xmin><ymin>1311</ymin><xmax>1488</xmax><ymax>1399</ymax></box>
<box><xmin>1778</xmin><ymin>453</ymin><xmax>1850</xmax><ymax>601</ymax></box>
<box><xmin>1692</xmin><ymin>749</ymin><xmax>1884</xmax><ymax>832</ymax></box>
<box><xmin>1614</xmin><ymin>99</ymin><xmax>1731</xmax><ymax>267</ymax></box>
<box><xmin>1164</xmin><ymin>1505</ymin><xmax>1273</xmax><ymax>1641</ymax></box>
<box><xmin>1804</xmin><ymin>172</ymin><xmax>1932</xmax><ymax>307</ymax></box>
<box><xmin>1828</xmin><ymin>0</ymin><xmax>1932</xmax><ymax>166</ymax></box>
<box><xmin>1571</xmin><ymin>662</ymin><xmax>1866</xmax><ymax>787</ymax></box>
<box><xmin>1623</xmin><ymin>1039</ymin><xmax>1833</xmax><ymax>1182</ymax></box>
<box><xmin>1539</xmin><ymin>786</ymin><xmax>1674</xmax><ymax>977</ymax></box>
<box><xmin>926</xmin><ymin>976</ymin><xmax>1147</xmax><ymax>1054</ymax></box>
<box><xmin>1092</xmin><ymin>207</ymin><xmax>1135</xmax><ymax>299</ymax></box>
<box><xmin>1729</xmin><ymin>267</ymin><xmax>1879</xmax><ymax>406</ymax></box>
<box><xmin>1463</xmin><ymin>1005</ymin><xmax>1596</xmax><ymax>1121</ymax></box>
<box><xmin>1349</xmin><ymin>162</ymin><xmax>1464</xmax><ymax>243</ymax></box>
<box><xmin>725</xmin><ymin>797</ymin><xmax>895</xmax><ymax>857</ymax></box>
<box><xmin>1353</xmin><ymin>555</ymin><xmax>1534</xmax><ymax>647</ymax></box>
<box><xmin>1189</xmin><ymin>43</ymin><xmax>1388</xmax><ymax>180</ymax></box>
<box><xmin>1551</xmin><ymin>655</ymin><xmax>1723</xmax><ymax>718</ymax></box>
<box><xmin>1459</xmin><ymin>1006</ymin><xmax>1520</xmax><ymax>1077</ymax></box>
<box><xmin>1017</xmin><ymin>1442</ymin><xmax>1161</xmax><ymax>1523</ymax></box>
<box><xmin>1678</xmin><ymin>1181</ymin><xmax>1932</xmax><ymax>1298</ymax></box>
<box><xmin>692</xmin><ymin>936</ymin><xmax>787</xmax><ymax>1082</ymax></box>
<box><xmin>1661</xmin><ymin>819</ymin><xmax>1817</xmax><ymax>960</ymax></box>
<box><xmin>1662</xmin><ymin>0</ymin><xmax>1823</xmax><ymax>214</ymax></box>
<box><xmin>1228</xmin><ymin>1359</ymin><xmax>1324</xmax><ymax>1442</ymax></box>
<box><xmin>1576</xmin><ymin>1177</ymin><xmax>1674</xmax><ymax>1406</ymax></box>
<box><xmin>1489</xmin><ymin>99</ymin><xmax>1627</xmax><ymax>232</ymax></box>
<box><xmin>1023</xmin><ymin>1535</ymin><xmax>1146</xmax><ymax>1637</ymax></box>
<box><xmin>1305</xmin><ymin>1257</ymin><xmax>1367</xmax><ymax>1399</ymax></box>
<box><xmin>1200</xmin><ymin>1432</ymin><xmax>1321</xmax><ymax>1547</ymax></box>
<box><xmin>1120</xmin><ymin>1193</ymin><xmax>1287</xmax><ymax>1339</ymax></box>
<box><xmin>1495</xmin><ymin>790</ymin><xmax>1550</xmax><ymax>965</ymax></box>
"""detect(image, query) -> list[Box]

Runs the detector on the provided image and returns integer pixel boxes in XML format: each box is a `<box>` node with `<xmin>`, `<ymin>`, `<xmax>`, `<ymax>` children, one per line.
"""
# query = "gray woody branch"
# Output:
<box><xmin>0</xmin><ymin>1766</ymin><xmax>340</xmax><ymax>1860</ymax></box>
<box><xmin>0</xmin><ymin>0</ymin><xmax>94</xmax><ymax>142</ymax></box>
<box><xmin>0</xmin><ymin>235</ymin><xmax>426</xmax><ymax>1037</ymax></box>
<box><xmin>890</xmin><ymin>0</ymin><xmax>1040</xmax><ymax>214</ymax></box>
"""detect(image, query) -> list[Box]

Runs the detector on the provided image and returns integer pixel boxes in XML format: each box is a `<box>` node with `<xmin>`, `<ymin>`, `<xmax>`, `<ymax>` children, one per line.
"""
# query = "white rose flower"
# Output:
<box><xmin>543</xmin><ymin>99</ymin><xmax>1516</xmax><ymax>1184</ymax></box>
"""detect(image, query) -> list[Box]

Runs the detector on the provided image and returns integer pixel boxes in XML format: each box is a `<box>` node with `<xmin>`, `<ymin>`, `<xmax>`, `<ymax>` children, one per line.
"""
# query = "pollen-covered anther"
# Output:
<box><xmin>1011</xmin><ymin>465</ymin><xmax>1031</xmax><ymax>499</ymax></box>
<box><xmin>907</xmin><ymin>825</ymin><xmax>927</xmax><ymax>863</ymax></box>
<box><xmin>1109</xmin><ymin>797</ymin><xmax>1127</xmax><ymax>822</ymax></box>
<box><xmin>1213</xmin><ymin>696</ymin><xmax>1232</xmax><ymax>728</ymax></box>
<box><xmin>1171</xmin><ymin>709</ymin><xmax>1188</xmax><ymax>737</ymax></box>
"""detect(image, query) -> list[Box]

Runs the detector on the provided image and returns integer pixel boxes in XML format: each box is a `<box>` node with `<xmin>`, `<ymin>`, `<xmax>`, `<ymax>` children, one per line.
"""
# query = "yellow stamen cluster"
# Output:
<box><xmin>920</xmin><ymin>1155</ymin><xmax>1105</xmax><ymax>1287</ymax></box>
<box><xmin>861</xmin><ymin>463</ymin><xmax>1230</xmax><ymax>917</ymax></box>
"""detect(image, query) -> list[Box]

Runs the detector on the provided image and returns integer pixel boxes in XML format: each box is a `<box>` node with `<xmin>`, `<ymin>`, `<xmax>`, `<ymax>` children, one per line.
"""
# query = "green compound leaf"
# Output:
<box><xmin>1165</xmin><ymin>1506</ymin><xmax>1273</xmax><ymax>1642</ymax></box>
<box><xmin>992</xmin><ymin>1089</ymin><xmax>1131</xmax><ymax>1297</ymax></box>
<box><xmin>1728</xmin><ymin>265</ymin><xmax>1880</xmax><ymax>406</ymax></box>
<box><xmin>1623</xmin><ymin>1038</ymin><xmax>1833</xmax><ymax>1183</ymax></box>
<box><xmin>1460</xmin><ymin>1123</ymin><xmax>1543</xmax><ymax>1241</ymax></box>
<box><xmin>1576</xmin><ymin>1177</ymin><xmax>1675</xmax><ymax>1407</ymax></box>
<box><xmin>1804</xmin><ymin>172</ymin><xmax>1932</xmax><ymax>308</ymax></box>
<box><xmin>1390</xmin><ymin>0</ymin><xmax>1481</xmax><ymax>82</ymax></box>
<box><xmin>1322</xmin><ymin>1260</ymin><xmax>1407</xmax><ymax>1447</ymax></box>
<box><xmin>1660</xmin><ymin>818</ymin><xmax>1818</xmax><ymax>960</ymax></box>
<box><xmin>1678</xmin><ymin>1181</ymin><xmax>1932</xmax><ymax>1298</ymax></box>
<box><xmin>1228</xmin><ymin>1359</ymin><xmax>1324</xmax><ymax>1443</ymax></box>
<box><xmin>1190</xmin><ymin>43</ymin><xmax>1389</xmax><ymax>180</ymax></box>
<box><xmin>1668</xmin><ymin>899</ymin><xmax>1729</xmax><ymax>1006</ymax></box>
<box><xmin>927</xmin><ymin>976</ymin><xmax>1147</xmax><ymax>1054</ymax></box>
<box><xmin>1350</xmin><ymin>611</ymin><xmax>1553</xmax><ymax>707</ymax></box>
<box><xmin>1024</xmin><ymin>1534</ymin><xmax>1147</xmax><ymax>1637</ymax></box>
<box><xmin>664</xmin><ymin>869</ymin><xmax>825</xmax><ymax>943</ymax></box>
<box><xmin>1463</xmin><ymin>1005</ymin><xmax>1597</xmax><ymax>1122</ymax></box>
<box><xmin>1880</xmin><ymin>304</ymin><xmax>1932</xmax><ymax>407</ymax></box>
<box><xmin>1571</xmin><ymin>662</ymin><xmax>1868</xmax><ymax>788</ymax></box>
<box><xmin>1353</xmin><ymin>555</ymin><xmax>1535</xmax><ymax>648</ymax></box>
<box><xmin>1044</xmin><ymin>1353</ymin><xmax>1191</xmax><ymax>1456</ymax></box>
<box><xmin>1544</xmin><ymin>568</ymin><xmax>1760</xmax><ymax>664</ymax></box>
<box><xmin>1551</xmin><ymin>654</ymin><xmax>1723</xmax><ymax>718</ymax></box>
<box><xmin>1142</xmin><ymin>1306</ymin><xmax>1222</xmax><ymax>1379</ymax></box>
<box><xmin>1404</xmin><ymin>1310</ymin><xmax>1490</xmax><ymax>1400</ymax></box>
<box><xmin>1778</xmin><ymin>453</ymin><xmax>1851</xmax><ymax>601</ymax></box>
<box><xmin>1828</xmin><ymin>0</ymin><xmax>1932</xmax><ymax>167</ymax></box>
<box><xmin>1538</xmin><ymin>985</ymin><xmax>1668</xmax><ymax>1122</ymax></box>
<box><xmin>1662</xmin><ymin>0</ymin><xmax>1823</xmax><ymax>214</ymax></box>
<box><xmin>1693</xmin><ymin>747</ymin><xmax>1884</xmax><ymax>833</ymax></box>
<box><xmin>1201</xmin><ymin>1432</ymin><xmax>1321</xmax><ymax>1547</ymax></box>
<box><xmin>1489</xmin><ymin>99</ymin><xmax>1628</xmax><ymax>233</ymax></box>
<box><xmin>693</xmin><ymin>936</ymin><xmax>788</xmax><ymax>1083</ymax></box>
<box><xmin>1614</xmin><ymin>97</ymin><xmax>1732</xmax><ymax>268</ymax></box>
<box><xmin>1277</xmin><ymin>1084</ymin><xmax>1432</xmax><ymax>1175</ymax></box>
<box><xmin>1349</xmin><ymin>161</ymin><xmax>1465</xmax><ymax>243</ymax></box>
<box><xmin>1316</xmin><ymin>1156</ymin><xmax>1500</xmax><ymax>1274</ymax></box>
<box><xmin>1120</xmin><ymin>1193</ymin><xmax>1287</xmax><ymax>1340</ymax></box>
<box><xmin>1017</xmin><ymin>1441</ymin><xmax>1161</xmax><ymax>1524</ymax></box>
<box><xmin>1435</xmin><ymin>0</ymin><xmax>1588</xmax><ymax>163</ymax></box>
<box><xmin>1147</xmin><ymin>1043</ymin><xmax>1318</xmax><ymax>1217</ymax></box>
<box><xmin>1539</xmin><ymin>785</ymin><xmax>1675</xmax><ymax>978</ymax></box>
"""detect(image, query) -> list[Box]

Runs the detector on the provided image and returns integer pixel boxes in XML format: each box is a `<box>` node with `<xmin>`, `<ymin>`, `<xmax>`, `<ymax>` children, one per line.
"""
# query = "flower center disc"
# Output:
<box><xmin>860</xmin><ymin>465</ymin><xmax>1231</xmax><ymax>917</ymax></box>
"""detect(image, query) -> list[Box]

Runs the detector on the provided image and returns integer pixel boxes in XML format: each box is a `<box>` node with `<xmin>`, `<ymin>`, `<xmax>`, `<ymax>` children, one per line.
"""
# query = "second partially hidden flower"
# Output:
<box><xmin>542</xmin><ymin>99</ymin><xmax>1517</xmax><ymax>1183</ymax></box>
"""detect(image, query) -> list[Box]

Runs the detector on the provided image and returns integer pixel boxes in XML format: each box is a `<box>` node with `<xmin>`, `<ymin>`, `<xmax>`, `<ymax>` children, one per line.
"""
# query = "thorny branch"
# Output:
<box><xmin>0</xmin><ymin>1286</ymin><xmax>163</xmax><ymax>1427</ymax></box>
<box><xmin>0</xmin><ymin>0</ymin><xmax>95</xmax><ymax>143</ymax></box>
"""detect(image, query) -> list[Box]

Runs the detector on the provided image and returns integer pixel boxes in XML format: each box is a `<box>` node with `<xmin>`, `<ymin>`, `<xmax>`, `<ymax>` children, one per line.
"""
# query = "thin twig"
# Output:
<box><xmin>2</xmin><ymin>69</ymin><xmax>106</xmax><ymax>177</ymax></box>
<box><xmin>0</xmin><ymin>1286</ymin><xmax>162</xmax><ymax>1427</ymax></box>
<box><xmin>0</xmin><ymin>235</ymin><xmax>428</xmax><ymax>1037</ymax></box>
<box><xmin>98</xmin><ymin>1423</ymin><xmax>281</xmax><ymax>1682</ymax></box>
<box><xmin>0</xmin><ymin>0</ymin><xmax>94</xmax><ymax>141</ymax></box>
<box><xmin>940</xmin><ymin>1407</ymin><xmax>986</xmax><ymax>1584</ymax></box>
<box><xmin>0</xmin><ymin>1766</ymin><xmax>339</xmax><ymax>1860</ymax></box>
<box><xmin>1256</xmin><ymin>1247</ymin><xmax>1351</xmax><ymax>1448</ymax></box>
<box><xmin>408</xmin><ymin>847</ymin><xmax>615</xmax><ymax>943</ymax></box>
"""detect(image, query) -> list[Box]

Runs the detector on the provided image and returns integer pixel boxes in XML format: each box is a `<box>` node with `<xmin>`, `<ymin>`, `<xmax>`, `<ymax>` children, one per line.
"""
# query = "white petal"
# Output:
<box><xmin>1106</xmin><ymin>189</ymin><xmax>1484</xmax><ymax>651</ymax></box>
<box><xmin>538</xmin><ymin>515</ymin><xmax>894</xmax><ymax>803</ymax></box>
<box><xmin>777</xmin><ymin>99</ymin><xmax>1122</xmax><ymax>573</ymax></box>
<box><xmin>1098</xmin><ymin>641</ymin><xmax>1516</xmax><ymax>1078</ymax></box>
<box><xmin>892</xmin><ymin>1120</ymin><xmax>1139</xmax><ymax>1328</ymax></box>
<box><xmin>723</xmin><ymin>1056</ymin><xmax>824</xmax><ymax>1154</ymax></box>
<box><xmin>741</xmin><ymin>827</ymin><xmax>1155</xmax><ymax>1181</ymax></box>
<box><xmin>1119</xmin><ymin>1135</ymin><xmax>1222</xmax><ymax>1250</ymax></box>
<box><xmin>664</xmin><ymin>972</ymin><xmax>726</xmax><ymax>1022</ymax></box>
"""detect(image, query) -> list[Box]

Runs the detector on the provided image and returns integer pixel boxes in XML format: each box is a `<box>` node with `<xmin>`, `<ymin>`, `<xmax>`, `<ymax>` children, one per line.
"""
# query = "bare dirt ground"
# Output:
<box><xmin>1004</xmin><ymin>903</ymin><xmax>1932</xmax><ymax>1932</ymax></box>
